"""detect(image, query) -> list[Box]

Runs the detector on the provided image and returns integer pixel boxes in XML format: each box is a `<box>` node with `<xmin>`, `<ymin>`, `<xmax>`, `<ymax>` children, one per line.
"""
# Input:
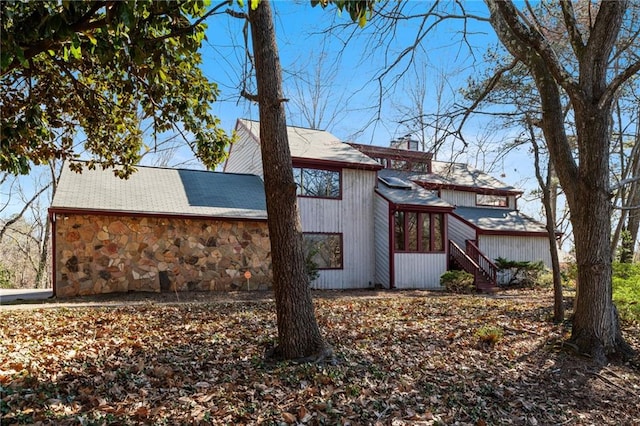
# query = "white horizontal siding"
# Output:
<box><xmin>306</xmin><ymin>169</ymin><xmax>377</xmax><ymax>289</ymax></box>
<box><xmin>224</xmin><ymin>126</ymin><xmax>264</xmax><ymax>177</ymax></box>
<box><xmin>394</xmin><ymin>253</ymin><xmax>447</xmax><ymax>289</ymax></box>
<box><xmin>440</xmin><ymin>189</ymin><xmax>476</xmax><ymax>207</ymax></box>
<box><xmin>374</xmin><ymin>195</ymin><xmax>390</xmax><ymax>288</ymax></box>
<box><xmin>479</xmin><ymin>235</ymin><xmax>552</xmax><ymax>268</ymax></box>
<box><xmin>448</xmin><ymin>214</ymin><xmax>475</xmax><ymax>248</ymax></box>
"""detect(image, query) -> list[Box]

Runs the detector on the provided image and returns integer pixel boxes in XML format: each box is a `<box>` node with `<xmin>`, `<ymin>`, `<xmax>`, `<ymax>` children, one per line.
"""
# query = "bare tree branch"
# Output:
<box><xmin>0</xmin><ymin>182</ymin><xmax>51</xmax><ymax>243</ymax></box>
<box><xmin>559</xmin><ymin>0</ymin><xmax>585</xmax><ymax>58</ymax></box>
<box><xmin>457</xmin><ymin>57</ymin><xmax>520</xmax><ymax>141</ymax></box>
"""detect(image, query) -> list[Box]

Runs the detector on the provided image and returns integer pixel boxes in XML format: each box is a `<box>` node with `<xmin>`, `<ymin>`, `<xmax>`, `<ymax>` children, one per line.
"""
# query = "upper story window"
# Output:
<box><xmin>293</xmin><ymin>167</ymin><xmax>341</xmax><ymax>198</ymax></box>
<box><xmin>476</xmin><ymin>194</ymin><xmax>508</xmax><ymax>207</ymax></box>
<box><xmin>394</xmin><ymin>211</ymin><xmax>444</xmax><ymax>253</ymax></box>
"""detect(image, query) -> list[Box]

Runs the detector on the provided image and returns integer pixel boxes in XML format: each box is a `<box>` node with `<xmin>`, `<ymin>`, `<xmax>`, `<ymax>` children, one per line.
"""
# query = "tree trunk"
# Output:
<box><xmin>486</xmin><ymin>0</ymin><xmax>635</xmax><ymax>363</ymax></box>
<box><xmin>568</xmin><ymin>108</ymin><xmax>620</xmax><ymax>361</ymax></box>
<box><xmin>248</xmin><ymin>0</ymin><xmax>330</xmax><ymax>361</ymax></box>
<box><xmin>529</xmin><ymin>124</ymin><xmax>564</xmax><ymax>323</ymax></box>
<box><xmin>35</xmin><ymin>213</ymin><xmax>51</xmax><ymax>289</ymax></box>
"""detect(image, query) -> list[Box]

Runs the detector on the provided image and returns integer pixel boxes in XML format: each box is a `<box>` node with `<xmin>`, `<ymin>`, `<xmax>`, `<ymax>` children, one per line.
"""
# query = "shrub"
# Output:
<box><xmin>476</xmin><ymin>325</ymin><xmax>504</xmax><ymax>347</ymax></box>
<box><xmin>440</xmin><ymin>270</ymin><xmax>475</xmax><ymax>293</ymax></box>
<box><xmin>0</xmin><ymin>264</ymin><xmax>14</xmax><ymax>289</ymax></box>
<box><xmin>613</xmin><ymin>262</ymin><xmax>640</xmax><ymax>323</ymax></box>
<box><xmin>495</xmin><ymin>257</ymin><xmax>545</xmax><ymax>288</ymax></box>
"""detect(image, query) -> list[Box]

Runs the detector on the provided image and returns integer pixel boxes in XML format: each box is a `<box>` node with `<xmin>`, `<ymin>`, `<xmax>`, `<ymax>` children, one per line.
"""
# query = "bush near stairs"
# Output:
<box><xmin>441</xmin><ymin>270</ymin><xmax>475</xmax><ymax>293</ymax></box>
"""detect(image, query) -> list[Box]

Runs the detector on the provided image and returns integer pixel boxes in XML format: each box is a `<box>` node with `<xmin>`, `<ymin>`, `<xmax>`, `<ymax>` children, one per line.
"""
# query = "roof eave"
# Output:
<box><xmin>48</xmin><ymin>207</ymin><xmax>268</xmax><ymax>222</ymax></box>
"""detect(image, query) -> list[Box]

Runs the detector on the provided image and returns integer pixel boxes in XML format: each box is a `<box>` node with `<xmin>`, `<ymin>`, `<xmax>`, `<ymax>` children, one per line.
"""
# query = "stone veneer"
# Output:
<box><xmin>54</xmin><ymin>214</ymin><xmax>272</xmax><ymax>297</ymax></box>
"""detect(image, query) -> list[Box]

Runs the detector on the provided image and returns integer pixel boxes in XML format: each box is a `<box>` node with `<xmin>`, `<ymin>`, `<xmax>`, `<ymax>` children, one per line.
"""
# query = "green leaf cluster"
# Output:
<box><xmin>613</xmin><ymin>261</ymin><xmax>640</xmax><ymax>322</ymax></box>
<box><xmin>311</xmin><ymin>0</ymin><xmax>376</xmax><ymax>27</ymax></box>
<box><xmin>1</xmin><ymin>0</ymin><xmax>232</xmax><ymax>177</ymax></box>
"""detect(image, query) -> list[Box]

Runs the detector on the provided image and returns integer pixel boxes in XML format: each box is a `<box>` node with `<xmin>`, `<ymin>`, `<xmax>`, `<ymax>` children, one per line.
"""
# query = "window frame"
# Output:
<box><xmin>302</xmin><ymin>232</ymin><xmax>344</xmax><ymax>270</ymax></box>
<box><xmin>393</xmin><ymin>210</ymin><xmax>445</xmax><ymax>253</ymax></box>
<box><xmin>476</xmin><ymin>193</ymin><xmax>509</xmax><ymax>207</ymax></box>
<box><xmin>293</xmin><ymin>166</ymin><xmax>342</xmax><ymax>199</ymax></box>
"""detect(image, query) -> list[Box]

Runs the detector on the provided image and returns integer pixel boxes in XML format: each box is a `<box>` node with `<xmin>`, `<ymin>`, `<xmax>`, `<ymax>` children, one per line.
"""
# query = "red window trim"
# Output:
<box><xmin>293</xmin><ymin>166</ymin><xmax>343</xmax><ymax>200</ymax></box>
<box><xmin>394</xmin><ymin>211</ymin><xmax>445</xmax><ymax>253</ymax></box>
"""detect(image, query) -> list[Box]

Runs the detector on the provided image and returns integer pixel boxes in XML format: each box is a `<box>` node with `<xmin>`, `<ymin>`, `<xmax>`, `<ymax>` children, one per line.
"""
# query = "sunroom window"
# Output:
<box><xmin>394</xmin><ymin>211</ymin><xmax>444</xmax><ymax>252</ymax></box>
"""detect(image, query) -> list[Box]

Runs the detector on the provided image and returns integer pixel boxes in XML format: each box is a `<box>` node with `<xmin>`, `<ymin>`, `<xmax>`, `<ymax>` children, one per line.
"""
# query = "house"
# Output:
<box><xmin>226</xmin><ymin>119</ymin><xmax>554</xmax><ymax>290</ymax></box>
<box><xmin>348</xmin><ymin>142</ymin><xmax>552</xmax><ymax>289</ymax></box>
<box><xmin>49</xmin><ymin>165</ymin><xmax>272</xmax><ymax>297</ymax></box>
<box><xmin>50</xmin><ymin>119</ymin><xmax>554</xmax><ymax>297</ymax></box>
<box><xmin>225</xmin><ymin>119</ymin><xmax>383</xmax><ymax>289</ymax></box>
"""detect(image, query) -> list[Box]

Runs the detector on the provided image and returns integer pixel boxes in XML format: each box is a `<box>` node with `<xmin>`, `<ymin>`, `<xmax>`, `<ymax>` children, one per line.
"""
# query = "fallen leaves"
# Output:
<box><xmin>1</xmin><ymin>289</ymin><xmax>639</xmax><ymax>425</ymax></box>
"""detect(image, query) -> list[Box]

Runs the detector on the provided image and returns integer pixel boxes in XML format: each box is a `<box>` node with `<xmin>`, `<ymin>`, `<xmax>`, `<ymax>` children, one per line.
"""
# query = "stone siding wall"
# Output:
<box><xmin>54</xmin><ymin>214</ymin><xmax>272</xmax><ymax>297</ymax></box>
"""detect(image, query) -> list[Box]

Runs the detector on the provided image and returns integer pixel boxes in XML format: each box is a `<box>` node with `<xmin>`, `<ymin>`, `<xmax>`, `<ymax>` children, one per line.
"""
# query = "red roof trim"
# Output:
<box><xmin>415</xmin><ymin>181</ymin><xmax>522</xmax><ymax>196</ymax></box>
<box><xmin>292</xmin><ymin>157</ymin><xmax>382</xmax><ymax>171</ymax></box>
<box><xmin>48</xmin><ymin>207</ymin><xmax>268</xmax><ymax>222</ymax></box>
<box><xmin>375</xmin><ymin>190</ymin><xmax>454</xmax><ymax>213</ymax></box>
<box><xmin>348</xmin><ymin>142</ymin><xmax>433</xmax><ymax>162</ymax></box>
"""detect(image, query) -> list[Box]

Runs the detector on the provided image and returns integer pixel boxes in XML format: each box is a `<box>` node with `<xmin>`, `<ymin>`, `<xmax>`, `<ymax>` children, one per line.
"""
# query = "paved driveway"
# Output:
<box><xmin>0</xmin><ymin>288</ymin><xmax>53</xmax><ymax>304</ymax></box>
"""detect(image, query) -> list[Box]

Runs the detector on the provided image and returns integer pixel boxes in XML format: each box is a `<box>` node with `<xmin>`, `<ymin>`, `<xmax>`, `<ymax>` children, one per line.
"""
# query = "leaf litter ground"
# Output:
<box><xmin>1</xmin><ymin>289</ymin><xmax>639</xmax><ymax>425</ymax></box>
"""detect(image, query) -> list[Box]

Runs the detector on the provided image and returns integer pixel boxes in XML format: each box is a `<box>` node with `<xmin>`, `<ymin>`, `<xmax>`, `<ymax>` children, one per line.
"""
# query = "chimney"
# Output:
<box><xmin>390</xmin><ymin>134</ymin><xmax>419</xmax><ymax>151</ymax></box>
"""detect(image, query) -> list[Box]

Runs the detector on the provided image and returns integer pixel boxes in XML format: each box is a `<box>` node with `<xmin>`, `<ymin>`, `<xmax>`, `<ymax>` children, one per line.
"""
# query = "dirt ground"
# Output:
<box><xmin>1</xmin><ymin>288</ymin><xmax>639</xmax><ymax>425</ymax></box>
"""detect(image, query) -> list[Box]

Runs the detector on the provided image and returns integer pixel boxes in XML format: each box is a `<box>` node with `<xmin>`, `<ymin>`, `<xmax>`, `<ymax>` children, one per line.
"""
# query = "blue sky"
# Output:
<box><xmin>2</xmin><ymin>1</ymin><xmax>544</xmax><ymax>222</ymax></box>
<box><xmin>190</xmin><ymin>1</ymin><xmax>540</xmax><ymax>206</ymax></box>
<box><xmin>201</xmin><ymin>1</ymin><xmax>500</xmax><ymax>146</ymax></box>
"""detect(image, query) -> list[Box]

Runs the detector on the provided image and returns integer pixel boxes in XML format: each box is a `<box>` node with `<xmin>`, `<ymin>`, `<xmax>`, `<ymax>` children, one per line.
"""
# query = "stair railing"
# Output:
<box><xmin>465</xmin><ymin>240</ymin><xmax>498</xmax><ymax>286</ymax></box>
<box><xmin>449</xmin><ymin>240</ymin><xmax>481</xmax><ymax>279</ymax></box>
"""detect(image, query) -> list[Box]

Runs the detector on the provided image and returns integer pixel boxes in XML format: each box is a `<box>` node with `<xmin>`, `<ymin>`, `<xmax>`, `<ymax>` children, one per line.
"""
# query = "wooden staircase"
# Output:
<box><xmin>449</xmin><ymin>240</ymin><xmax>498</xmax><ymax>292</ymax></box>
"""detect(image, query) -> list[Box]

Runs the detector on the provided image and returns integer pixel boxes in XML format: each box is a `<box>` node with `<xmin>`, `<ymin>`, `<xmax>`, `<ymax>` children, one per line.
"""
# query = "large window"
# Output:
<box><xmin>476</xmin><ymin>194</ymin><xmax>508</xmax><ymax>207</ymax></box>
<box><xmin>303</xmin><ymin>233</ymin><xmax>343</xmax><ymax>269</ymax></box>
<box><xmin>394</xmin><ymin>211</ymin><xmax>444</xmax><ymax>252</ymax></box>
<box><xmin>293</xmin><ymin>167</ymin><xmax>341</xmax><ymax>198</ymax></box>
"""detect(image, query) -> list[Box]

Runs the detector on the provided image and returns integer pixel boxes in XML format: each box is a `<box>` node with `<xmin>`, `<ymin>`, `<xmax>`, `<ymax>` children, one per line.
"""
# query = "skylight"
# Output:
<box><xmin>379</xmin><ymin>176</ymin><xmax>412</xmax><ymax>190</ymax></box>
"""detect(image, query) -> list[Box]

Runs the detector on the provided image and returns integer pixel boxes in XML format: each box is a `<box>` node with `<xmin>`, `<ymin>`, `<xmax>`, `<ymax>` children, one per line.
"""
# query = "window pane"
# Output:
<box><xmin>296</xmin><ymin>168</ymin><xmax>340</xmax><ymax>198</ymax></box>
<box><xmin>433</xmin><ymin>213</ymin><xmax>444</xmax><ymax>251</ymax></box>
<box><xmin>476</xmin><ymin>194</ymin><xmax>507</xmax><ymax>207</ymax></box>
<box><xmin>303</xmin><ymin>233</ymin><xmax>342</xmax><ymax>269</ymax></box>
<box><xmin>421</xmin><ymin>213</ymin><xmax>431</xmax><ymax>252</ymax></box>
<box><xmin>394</xmin><ymin>211</ymin><xmax>405</xmax><ymax>251</ymax></box>
<box><xmin>407</xmin><ymin>212</ymin><xmax>418</xmax><ymax>251</ymax></box>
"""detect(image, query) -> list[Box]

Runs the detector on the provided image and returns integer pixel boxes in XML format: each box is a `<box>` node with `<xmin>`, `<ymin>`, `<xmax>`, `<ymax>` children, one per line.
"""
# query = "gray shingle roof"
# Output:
<box><xmin>376</xmin><ymin>170</ymin><xmax>452</xmax><ymax>208</ymax></box>
<box><xmin>453</xmin><ymin>206</ymin><xmax>548</xmax><ymax>234</ymax></box>
<box><xmin>51</xmin><ymin>163</ymin><xmax>267</xmax><ymax>219</ymax></box>
<box><xmin>368</xmin><ymin>161</ymin><xmax>520</xmax><ymax>193</ymax></box>
<box><xmin>427</xmin><ymin>161</ymin><xmax>521</xmax><ymax>192</ymax></box>
<box><xmin>238</xmin><ymin>119</ymin><xmax>382</xmax><ymax>168</ymax></box>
